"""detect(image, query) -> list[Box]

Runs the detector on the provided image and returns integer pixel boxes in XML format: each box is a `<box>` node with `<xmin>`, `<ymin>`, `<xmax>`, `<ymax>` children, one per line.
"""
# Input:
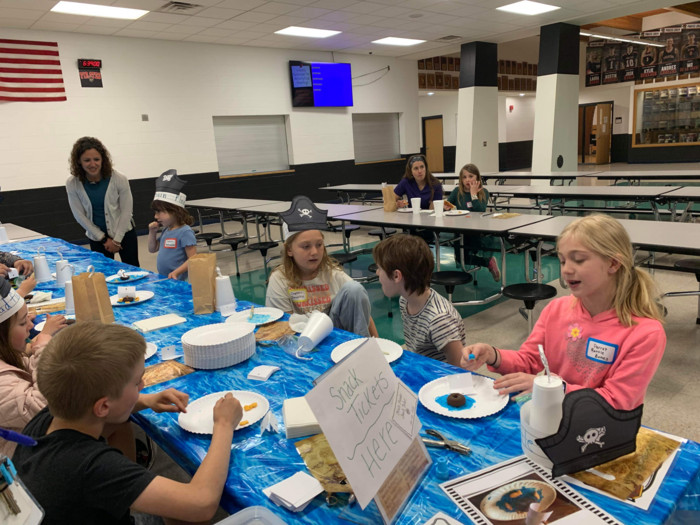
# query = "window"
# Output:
<box><xmin>352</xmin><ymin>113</ymin><xmax>401</xmax><ymax>163</ymax></box>
<box><xmin>212</xmin><ymin>115</ymin><xmax>290</xmax><ymax>176</ymax></box>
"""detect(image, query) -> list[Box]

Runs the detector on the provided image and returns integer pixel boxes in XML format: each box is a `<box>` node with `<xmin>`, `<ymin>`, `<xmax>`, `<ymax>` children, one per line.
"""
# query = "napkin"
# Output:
<box><xmin>133</xmin><ymin>314</ymin><xmax>187</xmax><ymax>333</ymax></box>
<box><xmin>283</xmin><ymin>397</ymin><xmax>321</xmax><ymax>439</ymax></box>
<box><xmin>263</xmin><ymin>472</ymin><xmax>324</xmax><ymax>512</ymax></box>
<box><xmin>28</xmin><ymin>291</ymin><xmax>52</xmax><ymax>304</ymax></box>
<box><xmin>248</xmin><ymin>365</ymin><xmax>280</xmax><ymax>381</ymax></box>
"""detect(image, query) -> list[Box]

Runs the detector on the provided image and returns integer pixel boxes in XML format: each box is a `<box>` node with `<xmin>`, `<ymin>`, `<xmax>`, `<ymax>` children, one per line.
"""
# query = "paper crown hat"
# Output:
<box><xmin>0</xmin><ymin>277</ymin><xmax>24</xmax><ymax>324</ymax></box>
<box><xmin>154</xmin><ymin>169</ymin><xmax>187</xmax><ymax>208</ymax></box>
<box><xmin>279</xmin><ymin>195</ymin><xmax>329</xmax><ymax>241</ymax></box>
<box><xmin>535</xmin><ymin>389</ymin><xmax>643</xmax><ymax>477</ymax></box>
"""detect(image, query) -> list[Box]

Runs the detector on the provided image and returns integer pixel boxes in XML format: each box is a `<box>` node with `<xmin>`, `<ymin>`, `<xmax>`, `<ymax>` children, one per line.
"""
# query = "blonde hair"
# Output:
<box><xmin>557</xmin><ymin>214</ymin><xmax>663</xmax><ymax>326</ymax></box>
<box><xmin>271</xmin><ymin>230</ymin><xmax>341</xmax><ymax>288</ymax></box>
<box><xmin>38</xmin><ymin>322</ymin><xmax>146</xmax><ymax>420</ymax></box>
<box><xmin>457</xmin><ymin>163</ymin><xmax>486</xmax><ymax>203</ymax></box>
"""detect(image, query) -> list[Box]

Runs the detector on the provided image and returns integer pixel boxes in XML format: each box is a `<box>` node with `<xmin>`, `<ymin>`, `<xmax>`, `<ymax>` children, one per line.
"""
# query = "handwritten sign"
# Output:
<box><xmin>306</xmin><ymin>339</ymin><xmax>421</xmax><ymax>509</ymax></box>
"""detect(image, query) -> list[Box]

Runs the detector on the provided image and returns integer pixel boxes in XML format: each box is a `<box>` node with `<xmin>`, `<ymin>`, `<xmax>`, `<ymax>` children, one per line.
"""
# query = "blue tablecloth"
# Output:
<box><xmin>7</xmin><ymin>237</ymin><xmax>700</xmax><ymax>524</ymax></box>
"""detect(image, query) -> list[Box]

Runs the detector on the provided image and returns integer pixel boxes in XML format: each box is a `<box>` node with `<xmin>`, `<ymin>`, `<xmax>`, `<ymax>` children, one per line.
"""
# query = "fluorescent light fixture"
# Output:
<box><xmin>519</xmin><ymin>93</ymin><xmax>525</xmax><ymax>96</ymax></box>
<box><xmin>51</xmin><ymin>1</ymin><xmax>147</xmax><ymax>19</ymax></box>
<box><xmin>372</xmin><ymin>37</ymin><xmax>426</xmax><ymax>46</ymax></box>
<box><xmin>580</xmin><ymin>31</ymin><xmax>665</xmax><ymax>48</ymax></box>
<box><xmin>275</xmin><ymin>26</ymin><xmax>340</xmax><ymax>38</ymax></box>
<box><xmin>427</xmin><ymin>92</ymin><xmax>435</xmax><ymax>96</ymax></box>
<box><xmin>497</xmin><ymin>1</ymin><xmax>560</xmax><ymax>16</ymax></box>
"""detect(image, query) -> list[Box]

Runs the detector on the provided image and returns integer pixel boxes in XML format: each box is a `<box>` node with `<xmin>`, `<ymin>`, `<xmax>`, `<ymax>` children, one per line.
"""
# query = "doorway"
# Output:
<box><xmin>422</xmin><ymin>116</ymin><xmax>444</xmax><ymax>172</ymax></box>
<box><xmin>578</xmin><ymin>101</ymin><xmax>613</xmax><ymax>164</ymax></box>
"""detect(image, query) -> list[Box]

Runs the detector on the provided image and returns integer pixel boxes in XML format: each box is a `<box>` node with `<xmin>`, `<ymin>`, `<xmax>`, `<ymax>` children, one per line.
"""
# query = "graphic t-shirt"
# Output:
<box><xmin>265</xmin><ymin>268</ymin><xmax>352</xmax><ymax>315</ymax></box>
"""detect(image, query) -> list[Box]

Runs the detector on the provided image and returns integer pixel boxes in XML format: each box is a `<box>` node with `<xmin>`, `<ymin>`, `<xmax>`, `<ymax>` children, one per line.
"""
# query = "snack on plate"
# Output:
<box><xmin>118</xmin><ymin>296</ymin><xmax>139</xmax><ymax>304</ymax></box>
<box><xmin>244</xmin><ymin>402</ymin><xmax>258</xmax><ymax>412</ymax></box>
<box><xmin>480</xmin><ymin>480</ymin><xmax>556</xmax><ymax>521</ymax></box>
<box><xmin>239</xmin><ymin>420</ymin><xmax>249</xmax><ymax>427</ymax></box>
<box><xmin>443</xmin><ymin>199</ymin><xmax>456</xmax><ymax>210</ymax></box>
<box><xmin>447</xmin><ymin>393</ymin><xmax>466</xmax><ymax>407</ymax></box>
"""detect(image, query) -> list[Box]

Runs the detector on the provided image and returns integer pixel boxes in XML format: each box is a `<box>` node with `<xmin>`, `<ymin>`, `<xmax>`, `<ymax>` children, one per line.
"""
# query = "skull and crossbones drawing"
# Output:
<box><xmin>162</xmin><ymin>174</ymin><xmax>173</xmax><ymax>181</ymax></box>
<box><xmin>298</xmin><ymin>208</ymin><xmax>313</xmax><ymax>219</ymax></box>
<box><xmin>576</xmin><ymin>426</ymin><xmax>606</xmax><ymax>453</ymax></box>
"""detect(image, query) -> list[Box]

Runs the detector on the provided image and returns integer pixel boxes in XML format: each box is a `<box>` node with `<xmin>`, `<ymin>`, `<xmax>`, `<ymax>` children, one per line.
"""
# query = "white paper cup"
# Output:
<box><xmin>520</xmin><ymin>401</ymin><xmax>553</xmax><ymax>469</ymax></box>
<box><xmin>433</xmin><ymin>200</ymin><xmax>444</xmax><ymax>216</ymax></box>
<box><xmin>55</xmin><ymin>261</ymin><xmax>74</xmax><ymax>286</ymax></box>
<box><xmin>298</xmin><ymin>311</ymin><xmax>333</xmax><ymax>352</ymax></box>
<box><xmin>0</xmin><ymin>227</ymin><xmax>9</xmax><ymax>244</ymax></box>
<box><xmin>33</xmin><ymin>255</ymin><xmax>51</xmax><ymax>283</ymax></box>
<box><xmin>530</xmin><ymin>375</ymin><xmax>564</xmax><ymax>435</ymax></box>
<box><xmin>410</xmin><ymin>197</ymin><xmax>422</xmax><ymax>214</ymax></box>
<box><xmin>64</xmin><ymin>281</ymin><xmax>75</xmax><ymax>315</ymax></box>
<box><xmin>215</xmin><ymin>275</ymin><xmax>236</xmax><ymax>311</ymax></box>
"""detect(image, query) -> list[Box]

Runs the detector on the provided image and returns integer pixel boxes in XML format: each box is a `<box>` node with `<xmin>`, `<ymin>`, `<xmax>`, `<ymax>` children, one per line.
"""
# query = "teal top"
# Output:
<box><xmin>82</xmin><ymin>178</ymin><xmax>109</xmax><ymax>233</ymax></box>
<box><xmin>447</xmin><ymin>187</ymin><xmax>489</xmax><ymax>212</ymax></box>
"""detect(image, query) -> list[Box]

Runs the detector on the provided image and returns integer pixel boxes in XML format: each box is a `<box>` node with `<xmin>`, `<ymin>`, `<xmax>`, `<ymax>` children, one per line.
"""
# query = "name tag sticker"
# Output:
<box><xmin>290</xmin><ymin>289</ymin><xmax>307</xmax><ymax>303</ymax></box>
<box><xmin>164</xmin><ymin>238</ymin><xmax>178</xmax><ymax>249</ymax></box>
<box><xmin>585</xmin><ymin>338</ymin><xmax>618</xmax><ymax>364</ymax></box>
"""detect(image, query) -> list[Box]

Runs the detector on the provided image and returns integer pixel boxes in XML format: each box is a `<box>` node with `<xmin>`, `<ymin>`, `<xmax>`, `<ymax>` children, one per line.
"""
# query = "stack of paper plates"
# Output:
<box><xmin>181</xmin><ymin>322</ymin><xmax>255</xmax><ymax>369</ymax></box>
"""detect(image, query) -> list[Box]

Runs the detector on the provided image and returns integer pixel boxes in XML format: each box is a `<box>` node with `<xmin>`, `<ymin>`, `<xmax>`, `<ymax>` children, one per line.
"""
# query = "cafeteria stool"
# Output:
<box><xmin>195</xmin><ymin>232</ymin><xmax>222</xmax><ymax>251</ymax></box>
<box><xmin>329</xmin><ymin>223</ymin><xmax>360</xmax><ymax>252</ymax></box>
<box><xmin>368</xmin><ymin>227</ymin><xmax>397</xmax><ymax>240</ymax></box>
<box><xmin>431</xmin><ymin>271</ymin><xmax>473</xmax><ymax>303</ymax></box>
<box><xmin>502</xmin><ymin>283</ymin><xmax>557</xmax><ymax>333</ymax></box>
<box><xmin>331</xmin><ymin>252</ymin><xmax>358</xmax><ymax>266</ymax></box>
<box><xmin>218</xmin><ymin>236</ymin><xmax>247</xmax><ymax>277</ymax></box>
<box><xmin>246</xmin><ymin>241</ymin><xmax>278</xmax><ymax>277</ymax></box>
<box><xmin>663</xmin><ymin>258</ymin><xmax>700</xmax><ymax>324</ymax></box>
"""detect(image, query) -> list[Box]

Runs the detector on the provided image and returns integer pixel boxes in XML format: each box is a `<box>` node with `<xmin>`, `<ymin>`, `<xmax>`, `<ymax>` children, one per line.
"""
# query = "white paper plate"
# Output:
<box><xmin>445</xmin><ymin>209</ymin><xmax>470</xmax><ymax>216</ymax></box>
<box><xmin>178</xmin><ymin>390</ymin><xmax>269</xmax><ymax>434</ymax></box>
<box><xmin>225</xmin><ymin>307</ymin><xmax>284</xmax><ymax>326</ymax></box>
<box><xmin>182</xmin><ymin>322</ymin><xmax>255</xmax><ymax>348</ymax></box>
<box><xmin>396</xmin><ymin>208</ymin><xmax>413</xmax><ymax>213</ymax></box>
<box><xmin>480</xmin><ymin>480</ymin><xmax>556</xmax><ymax>521</ymax></box>
<box><xmin>106</xmin><ymin>271</ymin><xmax>149</xmax><ymax>284</ymax></box>
<box><xmin>331</xmin><ymin>338</ymin><xmax>403</xmax><ymax>364</ymax></box>
<box><xmin>145</xmin><ymin>342</ymin><xmax>157</xmax><ymax>360</ymax></box>
<box><xmin>418</xmin><ymin>374</ymin><xmax>508</xmax><ymax>419</ymax></box>
<box><xmin>34</xmin><ymin>314</ymin><xmax>75</xmax><ymax>332</ymax></box>
<box><xmin>110</xmin><ymin>290</ymin><xmax>155</xmax><ymax>306</ymax></box>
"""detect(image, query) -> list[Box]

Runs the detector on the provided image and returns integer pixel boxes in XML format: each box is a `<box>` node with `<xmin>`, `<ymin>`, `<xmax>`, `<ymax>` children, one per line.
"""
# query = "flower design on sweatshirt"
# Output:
<box><xmin>567</xmin><ymin>323</ymin><xmax>582</xmax><ymax>341</ymax></box>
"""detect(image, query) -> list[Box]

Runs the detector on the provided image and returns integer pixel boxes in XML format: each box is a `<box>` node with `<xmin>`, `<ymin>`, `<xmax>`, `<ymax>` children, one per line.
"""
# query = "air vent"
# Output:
<box><xmin>157</xmin><ymin>2</ymin><xmax>204</xmax><ymax>14</ymax></box>
<box><xmin>434</xmin><ymin>35</ymin><xmax>462</xmax><ymax>42</ymax></box>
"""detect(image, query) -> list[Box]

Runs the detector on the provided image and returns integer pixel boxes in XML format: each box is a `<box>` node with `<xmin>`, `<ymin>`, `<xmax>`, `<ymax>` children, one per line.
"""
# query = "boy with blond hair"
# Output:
<box><xmin>13</xmin><ymin>321</ymin><xmax>242</xmax><ymax>525</ymax></box>
<box><xmin>373</xmin><ymin>234</ymin><xmax>466</xmax><ymax>365</ymax></box>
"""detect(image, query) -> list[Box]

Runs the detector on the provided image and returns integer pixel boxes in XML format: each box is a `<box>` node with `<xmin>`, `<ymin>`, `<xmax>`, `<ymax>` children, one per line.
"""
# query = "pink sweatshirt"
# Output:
<box><xmin>494</xmin><ymin>296</ymin><xmax>665</xmax><ymax>411</ymax></box>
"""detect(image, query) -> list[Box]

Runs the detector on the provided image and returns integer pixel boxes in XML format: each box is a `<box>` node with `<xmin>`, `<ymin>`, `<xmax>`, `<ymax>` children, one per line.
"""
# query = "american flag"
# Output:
<box><xmin>0</xmin><ymin>38</ymin><xmax>66</xmax><ymax>102</ymax></box>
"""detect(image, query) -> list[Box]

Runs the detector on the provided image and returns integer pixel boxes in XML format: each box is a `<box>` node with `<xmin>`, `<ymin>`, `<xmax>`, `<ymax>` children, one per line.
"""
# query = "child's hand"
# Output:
<box><xmin>213</xmin><ymin>393</ymin><xmax>243</xmax><ymax>430</ymax></box>
<box><xmin>17</xmin><ymin>274</ymin><xmax>37</xmax><ymax>297</ymax></box>
<box><xmin>443</xmin><ymin>200</ymin><xmax>455</xmax><ymax>210</ymax></box>
<box><xmin>167</xmin><ymin>271</ymin><xmax>178</xmax><ymax>280</ymax></box>
<box><xmin>141</xmin><ymin>389</ymin><xmax>189</xmax><ymax>413</ymax></box>
<box><xmin>14</xmin><ymin>259</ymin><xmax>34</xmax><ymax>276</ymax></box>
<box><xmin>460</xmin><ymin>343</ymin><xmax>494</xmax><ymax>371</ymax></box>
<box><xmin>41</xmin><ymin>314</ymin><xmax>68</xmax><ymax>336</ymax></box>
<box><xmin>396</xmin><ymin>199</ymin><xmax>408</xmax><ymax>208</ymax></box>
<box><xmin>148</xmin><ymin>221</ymin><xmax>160</xmax><ymax>233</ymax></box>
<box><xmin>493</xmin><ymin>373</ymin><xmax>536</xmax><ymax>397</ymax></box>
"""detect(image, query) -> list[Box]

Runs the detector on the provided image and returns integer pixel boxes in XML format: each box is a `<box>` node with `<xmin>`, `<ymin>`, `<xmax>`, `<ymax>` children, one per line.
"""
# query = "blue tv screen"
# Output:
<box><xmin>289</xmin><ymin>61</ymin><xmax>353</xmax><ymax>107</ymax></box>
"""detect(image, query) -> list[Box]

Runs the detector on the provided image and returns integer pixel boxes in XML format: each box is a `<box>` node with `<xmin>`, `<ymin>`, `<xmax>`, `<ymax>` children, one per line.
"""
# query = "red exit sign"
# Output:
<box><xmin>78</xmin><ymin>58</ymin><xmax>102</xmax><ymax>69</ymax></box>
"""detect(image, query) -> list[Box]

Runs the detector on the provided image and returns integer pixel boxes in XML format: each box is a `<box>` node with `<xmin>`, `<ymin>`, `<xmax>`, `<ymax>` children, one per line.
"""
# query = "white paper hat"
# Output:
<box><xmin>154</xmin><ymin>169</ymin><xmax>187</xmax><ymax>208</ymax></box>
<box><xmin>0</xmin><ymin>278</ymin><xmax>24</xmax><ymax>324</ymax></box>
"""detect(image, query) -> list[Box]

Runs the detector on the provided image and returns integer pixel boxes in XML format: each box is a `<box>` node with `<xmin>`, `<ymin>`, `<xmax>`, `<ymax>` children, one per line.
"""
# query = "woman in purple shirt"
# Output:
<box><xmin>393</xmin><ymin>155</ymin><xmax>443</xmax><ymax>210</ymax></box>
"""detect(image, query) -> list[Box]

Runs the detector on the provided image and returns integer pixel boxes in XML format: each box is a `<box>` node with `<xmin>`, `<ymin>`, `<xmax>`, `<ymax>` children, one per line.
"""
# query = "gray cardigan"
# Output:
<box><xmin>65</xmin><ymin>170</ymin><xmax>134</xmax><ymax>243</ymax></box>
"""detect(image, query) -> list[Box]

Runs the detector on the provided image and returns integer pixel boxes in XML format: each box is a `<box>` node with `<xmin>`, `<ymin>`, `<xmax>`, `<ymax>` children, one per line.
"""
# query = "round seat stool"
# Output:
<box><xmin>195</xmin><ymin>232</ymin><xmax>222</xmax><ymax>251</ymax></box>
<box><xmin>368</xmin><ymin>228</ymin><xmax>397</xmax><ymax>241</ymax></box>
<box><xmin>502</xmin><ymin>283</ymin><xmax>557</xmax><ymax>332</ymax></box>
<box><xmin>219</xmin><ymin>236</ymin><xmax>248</xmax><ymax>276</ymax></box>
<box><xmin>664</xmin><ymin>258</ymin><xmax>700</xmax><ymax>324</ymax></box>
<box><xmin>431</xmin><ymin>271</ymin><xmax>473</xmax><ymax>302</ymax></box>
<box><xmin>331</xmin><ymin>252</ymin><xmax>358</xmax><ymax>266</ymax></box>
<box><xmin>247</xmin><ymin>241</ymin><xmax>278</xmax><ymax>277</ymax></box>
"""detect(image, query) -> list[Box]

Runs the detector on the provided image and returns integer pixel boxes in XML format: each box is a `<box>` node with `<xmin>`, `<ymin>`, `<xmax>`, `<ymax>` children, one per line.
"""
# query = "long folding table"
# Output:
<box><xmin>588</xmin><ymin>170</ymin><xmax>700</xmax><ymax>185</ymax></box>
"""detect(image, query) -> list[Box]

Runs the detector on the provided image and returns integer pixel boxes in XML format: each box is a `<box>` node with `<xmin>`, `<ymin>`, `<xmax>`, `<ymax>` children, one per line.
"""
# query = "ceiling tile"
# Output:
<box><xmin>0</xmin><ymin>7</ymin><xmax>43</xmax><ymax>20</ymax></box>
<box><xmin>286</xmin><ymin>6</ymin><xmax>334</xmax><ymax>18</ymax></box>
<box><xmin>139</xmin><ymin>12</ymin><xmax>190</xmax><ymax>24</ymax></box>
<box><xmin>197</xmin><ymin>27</ymin><xmax>235</xmax><ymax>37</ymax></box>
<box><xmin>176</xmin><ymin>17</ymin><xmax>222</xmax><ymax>28</ymax></box>
<box><xmin>184</xmin><ymin>34</ymin><xmax>223</xmax><ymax>43</ymax></box>
<box><xmin>215</xmin><ymin>0</ymin><xmax>269</xmax><ymax>9</ymax></box>
<box><xmin>113</xmin><ymin>28</ymin><xmax>160</xmax><ymax>38</ymax></box>
<box><xmin>310</xmin><ymin>0</ymin><xmax>357</xmax><ymax>9</ymax></box>
<box><xmin>127</xmin><ymin>21</ymin><xmax>175</xmax><ymax>32</ymax></box>
<box><xmin>253</xmin><ymin>2</ymin><xmax>299</xmax><ymax>15</ymax></box>
<box><xmin>0</xmin><ymin>18</ymin><xmax>33</xmax><ymax>29</ymax></box>
<box><xmin>341</xmin><ymin>2</ymin><xmax>387</xmax><ymax>15</ymax></box>
<box><xmin>233</xmin><ymin>11</ymin><xmax>280</xmax><ymax>22</ymax></box>
<box><xmin>214</xmin><ymin>19</ymin><xmax>258</xmax><ymax>30</ymax></box>
<box><xmin>198</xmin><ymin>7</ymin><xmax>246</xmax><ymax>20</ymax></box>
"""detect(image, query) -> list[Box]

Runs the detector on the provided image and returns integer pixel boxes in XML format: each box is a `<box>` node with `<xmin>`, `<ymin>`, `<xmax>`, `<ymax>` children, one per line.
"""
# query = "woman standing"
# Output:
<box><xmin>66</xmin><ymin>137</ymin><xmax>140</xmax><ymax>266</ymax></box>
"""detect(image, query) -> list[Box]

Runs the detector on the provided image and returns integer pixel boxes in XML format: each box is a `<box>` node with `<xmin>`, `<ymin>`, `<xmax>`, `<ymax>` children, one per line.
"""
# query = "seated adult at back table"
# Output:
<box><xmin>394</xmin><ymin>155</ymin><xmax>443</xmax><ymax>210</ymax></box>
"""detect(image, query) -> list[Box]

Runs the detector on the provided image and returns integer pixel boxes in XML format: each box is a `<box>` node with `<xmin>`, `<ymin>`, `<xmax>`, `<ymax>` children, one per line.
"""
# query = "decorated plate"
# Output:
<box><xmin>445</xmin><ymin>209</ymin><xmax>470</xmax><ymax>216</ymax></box>
<box><xmin>480</xmin><ymin>480</ymin><xmax>556</xmax><ymax>521</ymax></box>
<box><xmin>34</xmin><ymin>314</ymin><xmax>75</xmax><ymax>332</ymax></box>
<box><xmin>178</xmin><ymin>390</ymin><xmax>269</xmax><ymax>434</ymax></box>
<box><xmin>110</xmin><ymin>290</ymin><xmax>155</xmax><ymax>306</ymax></box>
<box><xmin>145</xmin><ymin>342</ymin><xmax>157</xmax><ymax>360</ymax></box>
<box><xmin>106</xmin><ymin>271</ymin><xmax>150</xmax><ymax>284</ymax></box>
<box><xmin>225</xmin><ymin>307</ymin><xmax>284</xmax><ymax>326</ymax></box>
<box><xmin>418</xmin><ymin>374</ymin><xmax>508</xmax><ymax>419</ymax></box>
<box><xmin>331</xmin><ymin>338</ymin><xmax>403</xmax><ymax>364</ymax></box>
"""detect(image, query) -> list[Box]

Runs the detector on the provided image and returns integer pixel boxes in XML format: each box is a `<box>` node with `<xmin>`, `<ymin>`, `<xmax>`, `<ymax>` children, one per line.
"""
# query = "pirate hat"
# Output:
<box><xmin>279</xmin><ymin>195</ymin><xmax>329</xmax><ymax>241</ymax></box>
<box><xmin>154</xmin><ymin>169</ymin><xmax>187</xmax><ymax>208</ymax></box>
<box><xmin>0</xmin><ymin>277</ymin><xmax>24</xmax><ymax>324</ymax></box>
<box><xmin>535</xmin><ymin>389</ymin><xmax>642</xmax><ymax>477</ymax></box>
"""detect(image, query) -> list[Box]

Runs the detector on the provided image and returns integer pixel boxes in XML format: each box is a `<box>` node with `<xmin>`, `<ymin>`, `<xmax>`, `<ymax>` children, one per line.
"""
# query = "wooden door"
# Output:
<box><xmin>424</xmin><ymin>117</ymin><xmax>444</xmax><ymax>172</ymax></box>
<box><xmin>595</xmin><ymin>103</ymin><xmax>612</xmax><ymax>165</ymax></box>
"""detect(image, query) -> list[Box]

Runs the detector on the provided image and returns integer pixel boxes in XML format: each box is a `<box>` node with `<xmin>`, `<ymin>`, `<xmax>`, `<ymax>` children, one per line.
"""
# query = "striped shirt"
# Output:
<box><xmin>400</xmin><ymin>289</ymin><xmax>466</xmax><ymax>362</ymax></box>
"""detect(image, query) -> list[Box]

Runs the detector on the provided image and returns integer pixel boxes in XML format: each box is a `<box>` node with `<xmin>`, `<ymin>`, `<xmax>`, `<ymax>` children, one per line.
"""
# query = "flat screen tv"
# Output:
<box><xmin>289</xmin><ymin>60</ymin><xmax>353</xmax><ymax>107</ymax></box>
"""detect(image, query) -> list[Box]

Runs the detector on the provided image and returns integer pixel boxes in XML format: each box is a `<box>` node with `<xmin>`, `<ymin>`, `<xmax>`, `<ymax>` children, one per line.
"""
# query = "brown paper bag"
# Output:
<box><xmin>382</xmin><ymin>185</ymin><xmax>397</xmax><ymax>212</ymax></box>
<box><xmin>72</xmin><ymin>271</ymin><xmax>114</xmax><ymax>324</ymax></box>
<box><xmin>189</xmin><ymin>253</ymin><xmax>217</xmax><ymax>314</ymax></box>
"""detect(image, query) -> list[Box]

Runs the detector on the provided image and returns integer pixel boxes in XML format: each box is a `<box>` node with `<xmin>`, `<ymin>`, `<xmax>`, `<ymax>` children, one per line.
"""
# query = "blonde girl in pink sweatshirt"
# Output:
<box><xmin>461</xmin><ymin>214</ymin><xmax>665</xmax><ymax>410</ymax></box>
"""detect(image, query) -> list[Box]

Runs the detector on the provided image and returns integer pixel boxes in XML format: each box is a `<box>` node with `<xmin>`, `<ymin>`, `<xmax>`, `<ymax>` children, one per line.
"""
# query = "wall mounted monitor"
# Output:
<box><xmin>289</xmin><ymin>60</ymin><xmax>353</xmax><ymax>107</ymax></box>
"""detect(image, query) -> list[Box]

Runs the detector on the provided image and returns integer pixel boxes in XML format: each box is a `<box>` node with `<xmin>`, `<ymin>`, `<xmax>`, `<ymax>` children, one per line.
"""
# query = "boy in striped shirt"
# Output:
<box><xmin>373</xmin><ymin>235</ymin><xmax>466</xmax><ymax>364</ymax></box>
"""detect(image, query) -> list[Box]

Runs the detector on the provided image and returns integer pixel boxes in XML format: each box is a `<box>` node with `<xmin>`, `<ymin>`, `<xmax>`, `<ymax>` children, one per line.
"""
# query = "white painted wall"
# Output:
<box><xmin>0</xmin><ymin>28</ymin><xmax>419</xmax><ymax>191</ymax></box>
<box><xmin>455</xmin><ymin>87</ymin><xmax>499</xmax><ymax>173</ymax></box>
<box><xmin>417</xmin><ymin>92</ymin><xmax>458</xmax><ymax>147</ymax></box>
<box><xmin>501</xmin><ymin>95</ymin><xmax>536</xmax><ymax>142</ymax></box>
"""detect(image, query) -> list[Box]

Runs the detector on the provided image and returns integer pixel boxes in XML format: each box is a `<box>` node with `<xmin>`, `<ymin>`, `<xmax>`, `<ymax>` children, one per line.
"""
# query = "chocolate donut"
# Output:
<box><xmin>447</xmin><ymin>393</ymin><xmax>466</xmax><ymax>407</ymax></box>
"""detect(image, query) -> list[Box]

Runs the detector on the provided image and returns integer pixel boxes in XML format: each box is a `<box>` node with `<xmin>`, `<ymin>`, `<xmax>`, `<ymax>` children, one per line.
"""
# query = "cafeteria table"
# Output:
<box><xmin>482</xmin><ymin>171</ymin><xmax>599</xmax><ymax>186</ymax></box>
<box><xmin>0</xmin><ymin>222</ymin><xmax>45</xmax><ymax>242</ymax></box>
<box><xmin>5</xmin><ymin>236</ymin><xmax>700</xmax><ymax>525</ymax></box>
<box><xmin>589</xmin><ymin>170</ymin><xmax>700</xmax><ymax>185</ymax></box>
